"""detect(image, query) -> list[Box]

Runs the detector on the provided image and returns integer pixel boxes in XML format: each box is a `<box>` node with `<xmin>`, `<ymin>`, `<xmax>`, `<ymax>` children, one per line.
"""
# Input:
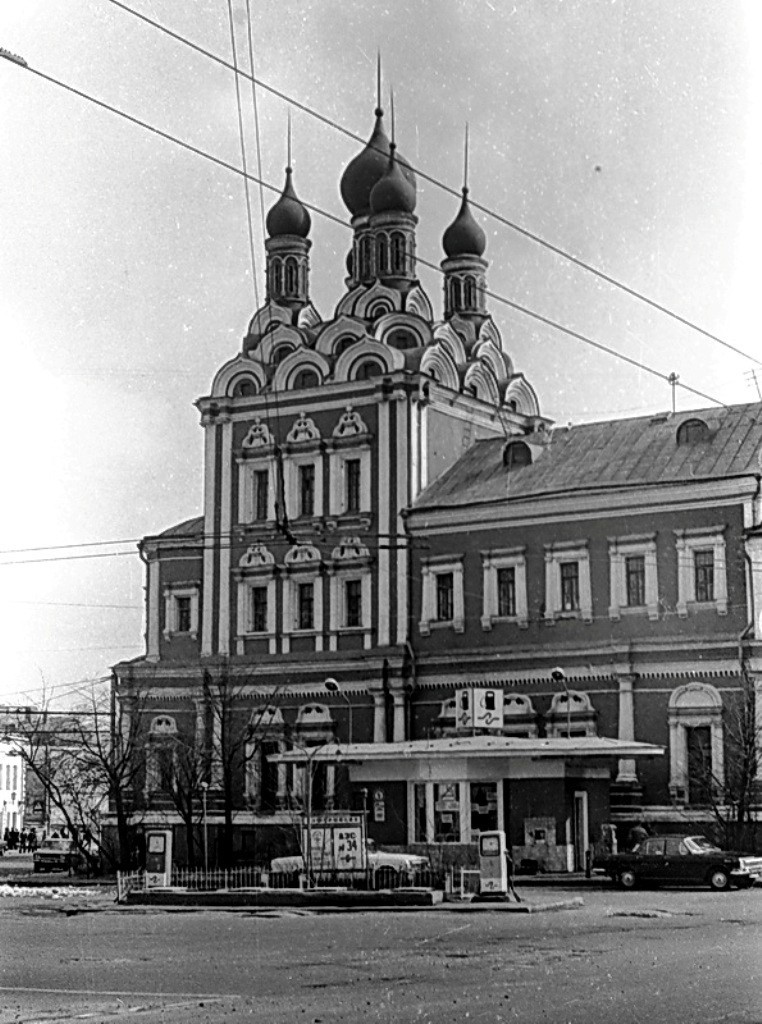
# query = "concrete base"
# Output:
<box><xmin>124</xmin><ymin>887</ymin><xmax>443</xmax><ymax>909</ymax></box>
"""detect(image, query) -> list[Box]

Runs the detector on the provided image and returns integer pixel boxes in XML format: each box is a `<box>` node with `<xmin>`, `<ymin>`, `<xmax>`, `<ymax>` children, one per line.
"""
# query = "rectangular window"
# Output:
<box><xmin>299</xmin><ymin>464</ymin><xmax>315</xmax><ymax>517</ymax></box>
<box><xmin>251</xmin><ymin>586</ymin><xmax>268</xmax><ymax>632</ymax></box>
<box><xmin>694</xmin><ymin>549</ymin><xmax>715</xmax><ymax>602</ymax></box>
<box><xmin>176</xmin><ymin>596</ymin><xmax>192</xmax><ymax>633</ymax></box>
<box><xmin>298</xmin><ymin>582</ymin><xmax>314</xmax><ymax>630</ymax></box>
<box><xmin>470</xmin><ymin>782</ymin><xmax>498</xmax><ymax>835</ymax></box>
<box><xmin>254</xmin><ymin>470</ymin><xmax>269</xmax><ymax>521</ymax></box>
<box><xmin>345</xmin><ymin>459</ymin><xmax>361</xmax><ymax>513</ymax></box>
<box><xmin>497</xmin><ymin>567</ymin><xmax>516</xmax><ymax>618</ymax></box>
<box><xmin>625</xmin><ymin>555</ymin><xmax>646</xmax><ymax>607</ymax></box>
<box><xmin>560</xmin><ymin>562</ymin><xmax>579</xmax><ymax>612</ymax></box>
<box><xmin>433</xmin><ymin>783</ymin><xmax>461</xmax><ymax>843</ymax></box>
<box><xmin>436</xmin><ymin>573</ymin><xmax>454</xmax><ymax>622</ymax></box>
<box><xmin>345</xmin><ymin>579</ymin><xmax>362</xmax><ymax>628</ymax></box>
<box><xmin>12</xmin><ymin>765</ymin><xmax>18</xmax><ymax>790</ymax></box>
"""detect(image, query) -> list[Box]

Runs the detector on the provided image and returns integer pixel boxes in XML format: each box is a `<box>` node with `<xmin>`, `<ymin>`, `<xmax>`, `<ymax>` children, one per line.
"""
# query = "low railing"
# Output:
<box><xmin>117</xmin><ymin>863</ymin><xmax>434</xmax><ymax>900</ymax></box>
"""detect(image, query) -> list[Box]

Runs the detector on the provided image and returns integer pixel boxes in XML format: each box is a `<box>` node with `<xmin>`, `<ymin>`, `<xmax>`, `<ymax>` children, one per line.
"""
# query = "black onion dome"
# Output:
<box><xmin>442</xmin><ymin>187</ymin><xmax>486</xmax><ymax>258</ymax></box>
<box><xmin>340</xmin><ymin>109</ymin><xmax>416</xmax><ymax>217</ymax></box>
<box><xmin>266</xmin><ymin>167</ymin><xmax>311</xmax><ymax>238</ymax></box>
<box><xmin>370</xmin><ymin>144</ymin><xmax>417</xmax><ymax>215</ymax></box>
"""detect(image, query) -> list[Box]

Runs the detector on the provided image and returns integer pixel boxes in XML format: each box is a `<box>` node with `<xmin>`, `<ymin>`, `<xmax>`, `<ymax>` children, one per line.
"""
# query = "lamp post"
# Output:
<box><xmin>200</xmin><ymin>781</ymin><xmax>209</xmax><ymax>874</ymax></box>
<box><xmin>324</xmin><ymin>678</ymin><xmax>352</xmax><ymax>745</ymax></box>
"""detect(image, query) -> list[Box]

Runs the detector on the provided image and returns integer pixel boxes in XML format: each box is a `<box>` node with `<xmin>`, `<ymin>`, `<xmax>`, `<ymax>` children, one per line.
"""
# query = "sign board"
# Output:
<box><xmin>301</xmin><ymin>813</ymin><xmax>367</xmax><ymax>873</ymax></box>
<box><xmin>455</xmin><ymin>689</ymin><xmax>504</xmax><ymax>731</ymax></box>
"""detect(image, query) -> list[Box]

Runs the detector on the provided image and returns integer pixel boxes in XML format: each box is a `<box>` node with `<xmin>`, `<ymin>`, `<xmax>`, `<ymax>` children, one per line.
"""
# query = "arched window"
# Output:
<box><xmin>376</xmin><ymin>233</ymin><xmax>388</xmax><ymax>275</ymax></box>
<box><xmin>292</xmin><ymin>368</ymin><xmax>319</xmax><ymax>390</ymax></box>
<box><xmin>367</xmin><ymin>302</ymin><xmax>392</xmax><ymax>320</ymax></box>
<box><xmin>668</xmin><ymin>682</ymin><xmax>724</xmax><ymax>804</ymax></box>
<box><xmin>463</xmin><ymin>275</ymin><xmax>476</xmax><ymax>307</ymax></box>
<box><xmin>232</xmin><ymin>377</ymin><xmax>257</xmax><ymax>398</ymax></box>
<box><xmin>271</xmin><ymin>260</ymin><xmax>283</xmax><ymax>296</ymax></box>
<box><xmin>355</xmin><ymin>360</ymin><xmax>383</xmax><ymax>380</ymax></box>
<box><xmin>272</xmin><ymin>345</ymin><xmax>293</xmax><ymax>366</ymax></box>
<box><xmin>334</xmin><ymin>335</ymin><xmax>357</xmax><ymax>357</ymax></box>
<box><xmin>677</xmin><ymin>419</ymin><xmax>710</xmax><ymax>445</ymax></box>
<box><xmin>391</xmin><ymin>232</ymin><xmax>406</xmax><ymax>274</ymax></box>
<box><xmin>359</xmin><ymin>236</ymin><xmax>372</xmax><ymax>279</ymax></box>
<box><xmin>387</xmin><ymin>329</ymin><xmax>418</xmax><ymax>351</ymax></box>
<box><xmin>285</xmin><ymin>257</ymin><xmax>298</xmax><ymax>296</ymax></box>
<box><xmin>449</xmin><ymin>278</ymin><xmax>462</xmax><ymax>310</ymax></box>
<box><xmin>503</xmin><ymin>441</ymin><xmax>532</xmax><ymax>469</ymax></box>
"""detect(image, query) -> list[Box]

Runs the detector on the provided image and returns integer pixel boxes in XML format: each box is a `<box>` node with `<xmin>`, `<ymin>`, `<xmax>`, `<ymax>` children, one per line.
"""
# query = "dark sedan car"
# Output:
<box><xmin>595</xmin><ymin>834</ymin><xmax>762</xmax><ymax>891</ymax></box>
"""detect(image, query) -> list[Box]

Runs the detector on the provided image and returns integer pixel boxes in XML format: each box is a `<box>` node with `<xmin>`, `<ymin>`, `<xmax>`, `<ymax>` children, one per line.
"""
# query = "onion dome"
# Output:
<box><xmin>266</xmin><ymin>167</ymin><xmax>311</xmax><ymax>238</ymax></box>
<box><xmin>369</xmin><ymin>143</ymin><xmax>417</xmax><ymax>215</ymax></box>
<box><xmin>340</xmin><ymin>109</ymin><xmax>416</xmax><ymax>217</ymax></box>
<box><xmin>442</xmin><ymin>187</ymin><xmax>486</xmax><ymax>258</ymax></box>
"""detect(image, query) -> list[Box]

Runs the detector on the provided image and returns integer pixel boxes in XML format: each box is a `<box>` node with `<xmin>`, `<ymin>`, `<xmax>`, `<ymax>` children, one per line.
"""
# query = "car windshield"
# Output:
<box><xmin>685</xmin><ymin>836</ymin><xmax>722</xmax><ymax>854</ymax></box>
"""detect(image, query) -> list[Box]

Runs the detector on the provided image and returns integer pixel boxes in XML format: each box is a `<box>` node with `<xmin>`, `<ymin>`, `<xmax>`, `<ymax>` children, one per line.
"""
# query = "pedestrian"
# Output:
<box><xmin>29</xmin><ymin>829</ymin><xmax>38</xmax><ymax>852</ymax></box>
<box><xmin>627</xmin><ymin>821</ymin><xmax>649</xmax><ymax>850</ymax></box>
<box><xmin>505</xmin><ymin>847</ymin><xmax>522</xmax><ymax>903</ymax></box>
<box><xmin>19</xmin><ymin>830</ymin><xmax>27</xmax><ymax>853</ymax></box>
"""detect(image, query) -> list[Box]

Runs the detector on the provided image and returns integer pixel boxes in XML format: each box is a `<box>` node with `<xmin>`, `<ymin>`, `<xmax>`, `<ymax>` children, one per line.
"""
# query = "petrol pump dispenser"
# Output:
<box><xmin>477</xmin><ymin>830</ymin><xmax>508</xmax><ymax>896</ymax></box>
<box><xmin>144</xmin><ymin>828</ymin><xmax>173</xmax><ymax>888</ymax></box>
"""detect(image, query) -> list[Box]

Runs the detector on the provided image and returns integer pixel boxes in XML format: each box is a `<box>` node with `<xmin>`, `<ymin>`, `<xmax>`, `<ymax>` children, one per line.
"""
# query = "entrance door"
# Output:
<box><xmin>572</xmin><ymin>792</ymin><xmax>588</xmax><ymax>871</ymax></box>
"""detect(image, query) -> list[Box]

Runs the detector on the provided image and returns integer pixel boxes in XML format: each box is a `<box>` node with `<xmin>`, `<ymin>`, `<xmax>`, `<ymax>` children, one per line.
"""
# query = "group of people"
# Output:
<box><xmin>3</xmin><ymin>828</ymin><xmax>38</xmax><ymax>852</ymax></box>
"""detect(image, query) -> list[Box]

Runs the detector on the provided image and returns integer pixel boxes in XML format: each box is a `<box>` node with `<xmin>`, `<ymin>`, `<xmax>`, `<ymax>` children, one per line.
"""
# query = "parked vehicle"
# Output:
<box><xmin>32</xmin><ymin>838</ymin><xmax>84</xmax><ymax>874</ymax></box>
<box><xmin>594</xmin><ymin>834</ymin><xmax>762</xmax><ymax>891</ymax></box>
<box><xmin>270</xmin><ymin>839</ymin><xmax>429</xmax><ymax>887</ymax></box>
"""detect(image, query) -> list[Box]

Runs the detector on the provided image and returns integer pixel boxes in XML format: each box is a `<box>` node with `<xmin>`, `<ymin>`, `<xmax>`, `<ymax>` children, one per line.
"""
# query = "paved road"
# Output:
<box><xmin>0</xmin><ymin>886</ymin><xmax>760</xmax><ymax>1023</ymax></box>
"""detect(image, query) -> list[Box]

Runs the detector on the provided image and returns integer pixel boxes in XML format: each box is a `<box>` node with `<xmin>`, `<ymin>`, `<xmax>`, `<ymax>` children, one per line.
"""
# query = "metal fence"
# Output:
<box><xmin>117</xmin><ymin>864</ymin><xmax>434</xmax><ymax>901</ymax></box>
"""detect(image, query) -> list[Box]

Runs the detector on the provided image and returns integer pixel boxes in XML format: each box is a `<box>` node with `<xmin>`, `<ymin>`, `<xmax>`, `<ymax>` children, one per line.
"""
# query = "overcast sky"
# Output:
<box><xmin>1</xmin><ymin>0</ymin><xmax>760</xmax><ymax>706</ymax></box>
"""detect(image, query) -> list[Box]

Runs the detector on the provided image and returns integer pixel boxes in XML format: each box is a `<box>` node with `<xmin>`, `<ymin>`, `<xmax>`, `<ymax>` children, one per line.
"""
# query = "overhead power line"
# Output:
<box><xmin>101</xmin><ymin>0</ymin><xmax>760</xmax><ymax>368</ymax></box>
<box><xmin>1</xmin><ymin>56</ymin><xmax>729</xmax><ymax>409</ymax></box>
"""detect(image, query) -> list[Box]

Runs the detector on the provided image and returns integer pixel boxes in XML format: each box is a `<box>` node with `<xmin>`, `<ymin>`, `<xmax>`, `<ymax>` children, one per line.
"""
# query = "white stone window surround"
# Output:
<box><xmin>284</xmin><ymin>451</ymin><xmax>324</xmax><ymax>520</ymax></box>
<box><xmin>282</xmin><ymin>547</ymin><xmax>324</xmax><ymax>653</ymax></box>
<box><xmin>543</xmin><ymin>541</ymin><xmax>592</xmax><ymax>623</ymax></box>
<box><xmin>674</xmin><ymin>526</ymin><xmax>728</xmax><ymax>617</ymax></box>
<box><xmin>481</xmin><ymin>546</ymin><xmax>529</xmax><ymax>630</ymax></box>
<box><xmin>668</xmin><ymin>681</ymin><xmax>725</xmax><ymax>802</ymax></box>
<box><xmin>328</xmin><ymin>446</ymin><xmax>372</xmax><ymax>515</ymax></box>
<box><xmin>328</xmin><ymin>572</ymin><xmax>373</xmax><ymax>650</ymax></box>
<box><xmin>237</xmin><ymin>457</ymin><xmax>278</xmax><ymax>524</ymax></box>
<box><xmin>419</xmin><ymin>555</ymin><xmax>465</xmax><ymax>635</ymax></box>
<box><xmin>234</xmin><ymin>549</ymin><xmax>278</xmax><ymax>655</ymax></box>
<box><xmin>162</xmin><ymin>583</ymin><xmax>200</xmax><ymax>639</ymax></box>
<box><xmin>608</xmin><ymin>533</ymin><xmax>659</xmax><ymax>621</ymax></box>
<box><xmin>327</xmin><ymin>538</ymin><xmax>373</xmax><ymax>650</ymax></box>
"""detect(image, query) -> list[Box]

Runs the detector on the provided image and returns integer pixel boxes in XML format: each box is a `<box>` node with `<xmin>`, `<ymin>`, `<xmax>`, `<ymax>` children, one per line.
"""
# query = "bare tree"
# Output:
<box><xmin>710</xmin><ymin>666</ymin><xmax>760</xmax><ymax>851</ymax></box>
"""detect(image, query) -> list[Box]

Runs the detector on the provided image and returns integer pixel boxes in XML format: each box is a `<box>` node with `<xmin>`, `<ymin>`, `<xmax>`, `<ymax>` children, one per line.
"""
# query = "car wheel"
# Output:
<box><xmin>709</xmin><ymin>869</ymin><xmax>730</xmax><ymax>891</ymax></box>
<box><xmin>619</xmin><ymin>869</ymin><xmax>637</xmax><ymax>889</ymax></box>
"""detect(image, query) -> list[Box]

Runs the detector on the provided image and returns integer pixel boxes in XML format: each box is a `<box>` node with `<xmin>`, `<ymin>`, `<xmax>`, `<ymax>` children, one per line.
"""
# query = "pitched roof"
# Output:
<box><xmin>144</xmin><ymin>516</ymin><xmax>204</xmax><ymax>541</ymax></box>
<box><xmin>414</xmin><ymin>402</ymin><xmax>762</xmax><ymax>512</ymax></box>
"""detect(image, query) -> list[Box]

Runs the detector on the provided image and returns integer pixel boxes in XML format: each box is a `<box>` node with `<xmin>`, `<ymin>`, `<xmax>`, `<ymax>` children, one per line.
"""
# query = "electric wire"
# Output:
<box><xmin>226</xmin><ymin>0</ymin><xmax>259</xmax><ymax>310</ymax></box>
<box><xmin>4</xmin><ymin>61</ymin><xmax>729</xmax><ymax>410</ymax></box>
<box><xmin>244</xmin><ymin>0</ymin><xmax>267</xmax><ymax>241</ymax></box>
<box><xmin>100</xmin><ymin>0</ymin><xmax>760</xmax><ymax>368</ymax></box>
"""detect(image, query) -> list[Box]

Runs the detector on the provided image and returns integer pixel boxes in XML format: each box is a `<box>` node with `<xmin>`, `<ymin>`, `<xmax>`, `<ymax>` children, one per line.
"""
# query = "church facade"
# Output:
<box><xmin>111</xmin><ymin>102</ymin><xmax>761</xmax><ymax>870</ymax></box>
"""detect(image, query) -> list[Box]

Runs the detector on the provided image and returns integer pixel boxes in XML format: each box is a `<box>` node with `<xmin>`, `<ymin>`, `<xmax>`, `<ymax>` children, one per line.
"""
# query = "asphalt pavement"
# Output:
<box><xmin>1</xmin><ymin>881</ymin><xmax>760</xmax><ymax>1023</ymax></box>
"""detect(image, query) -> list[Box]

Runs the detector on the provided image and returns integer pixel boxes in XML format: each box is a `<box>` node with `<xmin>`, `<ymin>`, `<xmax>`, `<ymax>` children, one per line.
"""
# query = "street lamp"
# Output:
<box><xmin>324</xmin><ymin>678</ymin><xmax>352</xmax><ymax>745</ymax></box>
<box><xmin>200</xmin><ymin>781</ymin><xmax>209</xmax><ymax>874</ymax></box>
<box><xmin>551</xmin><ymin>667</ymin><xmax>572</xmax><ymax>738</ymax></box>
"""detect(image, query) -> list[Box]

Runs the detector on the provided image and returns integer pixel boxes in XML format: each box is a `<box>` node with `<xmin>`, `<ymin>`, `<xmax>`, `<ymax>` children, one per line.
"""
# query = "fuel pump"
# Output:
<box><xmin>477</xmin><ymin>829</ymin><xmax>508</xmax><ymax>896</ymax></box>
<box><xmin>144</xmin><ymin>828</ymin><xmax>173</xmax><ymax>888</ymax></box>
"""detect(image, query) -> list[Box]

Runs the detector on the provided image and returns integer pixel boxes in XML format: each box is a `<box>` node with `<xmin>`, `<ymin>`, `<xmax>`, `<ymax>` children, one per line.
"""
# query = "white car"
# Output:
<box><xmin>270</xmin><ymin>839</ymin><xmax>429</xmax><ymax>884</ymax></box>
